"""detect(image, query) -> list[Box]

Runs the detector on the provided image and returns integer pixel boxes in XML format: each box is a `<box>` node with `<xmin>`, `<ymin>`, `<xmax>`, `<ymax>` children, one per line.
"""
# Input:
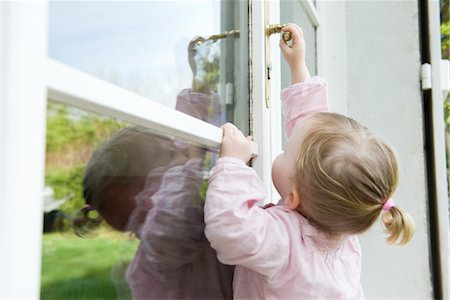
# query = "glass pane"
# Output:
<box><xmin>41</xmin><ymin>102</ymin><xmax>233</xmax><ymax>299</ymax></box>
<box><xmin>441</xmin><ymin>0</ymin><xmax>450</xmax><ymax>229</ymax></box>
<box><xmin>280</xmin><ymin>0</ymin><xmax>317</xmax><ymax>145</ymax></box>
<box><xmin>49</xmin><ymin>1</ymin><xmax>249</xmax><ymax>134</ymax></box>
<box><xmin>280</xmin><ymin>0</ymin><xmax>317</xmax><ymax>84</ymax></box>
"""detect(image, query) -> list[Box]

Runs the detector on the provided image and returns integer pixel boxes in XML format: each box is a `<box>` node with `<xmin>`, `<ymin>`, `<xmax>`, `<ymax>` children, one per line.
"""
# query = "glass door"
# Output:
<box><xmin>49</xmin><ymin>1</ymin><xmax>249</xmax><ymax>132</ymax></box>
<box><xmin>279</xmin><ymin>0</ymin><xmax>319</xmax><ymax>147</ymax></box>
<box><xmin>258</xmin><ymin>0</ymin><xmax>320</xmax><ymax>201</ymax></box>
<box><xmin>2</xmin><ymin>1</ymin><xmax>313</xmax><ymax>298</ymax></box>
<box><xmin>42</xmin><ymin>1</ymin><xmax>249</xmax><ymax>299</ymax></box>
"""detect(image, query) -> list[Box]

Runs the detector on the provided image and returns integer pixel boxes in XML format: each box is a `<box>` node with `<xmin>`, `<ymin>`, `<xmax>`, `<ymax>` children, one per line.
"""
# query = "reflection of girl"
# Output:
<box><xmin>76</xmin><ymin>49</ymin><xmax>232</xmax><ymax>297</ymax></box>
<box><xmin>76</xmin><ymin>128</ymin><xmax>177</xmax><ymax>234</ymax></box>
<box><xmin>127</xmin><ymin>155</ymin><xmax>233</xmax><ymax>299</ymax></box>
<box><xmin>204</xmin><ymin>24</ymin><xmax>415</xmax><ymax>299</ymax></box>
<box><xmin>77</xmin><ymin>127</ymin><xmax>233</xmax><ymax>299</ymax></box>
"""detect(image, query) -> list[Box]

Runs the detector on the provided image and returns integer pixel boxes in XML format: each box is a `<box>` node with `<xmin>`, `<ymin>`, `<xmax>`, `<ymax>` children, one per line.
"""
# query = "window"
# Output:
<box><xmin>1</xmin><ymin>1</ymin><xmax>319</xmax><ymax>297</ymax></box>
<box><xmin>6</xmin><ymin>1</ymin><xmax>447</xmax><ymax>299</ymax></box>
<box><xmin>43</xmin><ymin>1</ymin><xmax>250</xmax><ymax>298</ymax></box>
<box><xmin>49</xmin><ymin>1</ymin><xmax>249</xmax><ymax>133</ymax></box>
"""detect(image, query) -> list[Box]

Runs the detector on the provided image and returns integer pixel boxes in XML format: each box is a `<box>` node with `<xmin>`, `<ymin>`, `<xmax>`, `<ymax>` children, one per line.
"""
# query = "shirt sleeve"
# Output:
<box><xmin>139</xmin><ymin>158</ymin><xmax>206</xmax><ymax>271</ymax></box>
<box><xmin>281</xmin><ymin>76</ymin><xmax>329</xmax><ymax>138</ymax></box>
<box><xmin>204</xmin><ymin>157</ymin><xmax>290</xmax><ymax>280</ymax></box>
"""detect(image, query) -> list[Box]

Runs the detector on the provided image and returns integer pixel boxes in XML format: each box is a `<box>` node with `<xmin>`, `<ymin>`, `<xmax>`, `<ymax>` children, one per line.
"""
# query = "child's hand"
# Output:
<box><xmin>219</xmin><ymin>123</ymin><xmax>252</xmax><ymax>163</ymax></box>
<box><xmin>279</xmin><ymin>23</ymin><xmax>310</xmax><ymax>84</ymax></box>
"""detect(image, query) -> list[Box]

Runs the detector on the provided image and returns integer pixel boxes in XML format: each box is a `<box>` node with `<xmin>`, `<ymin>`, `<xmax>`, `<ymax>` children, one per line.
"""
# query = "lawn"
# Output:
<box><xmin>40</xmin><ymin>229</ymin><xmax>139</xmax><ymax>300</ymax></box>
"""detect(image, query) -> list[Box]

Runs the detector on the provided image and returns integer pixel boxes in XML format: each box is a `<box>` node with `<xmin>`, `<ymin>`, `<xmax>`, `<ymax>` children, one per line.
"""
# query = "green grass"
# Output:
<box><xmin>41</xmin><ymin>229</ymin><xmax>139</xmax><ymax>300</ymax></box>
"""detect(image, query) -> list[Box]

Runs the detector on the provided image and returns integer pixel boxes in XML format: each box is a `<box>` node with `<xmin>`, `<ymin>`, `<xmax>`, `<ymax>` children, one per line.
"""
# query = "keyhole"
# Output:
<box><xmin>267</xmin><ymin>63</ymin><xmax>272</xmax><ymax>80</ymax></box>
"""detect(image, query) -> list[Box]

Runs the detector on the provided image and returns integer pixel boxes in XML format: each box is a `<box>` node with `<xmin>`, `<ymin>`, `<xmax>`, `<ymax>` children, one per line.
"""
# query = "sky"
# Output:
<box><xmin>49</xmin><ymin>1</ymin><xmax>221</xmax><ymax>107</ymax></box>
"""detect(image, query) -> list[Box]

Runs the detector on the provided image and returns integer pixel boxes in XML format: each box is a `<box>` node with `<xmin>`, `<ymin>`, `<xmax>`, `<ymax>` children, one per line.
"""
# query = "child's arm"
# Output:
<box><xmin>139</xmin><ymin>158</ymin><xmax>206</xmax><ymax>270</ymax></box>
<box><xmin>204</xmin><ymin>124</ymin><xmax>290</xmax><ymax>280</ymax></box>
<box><xmin>280</xmin><ymin>23</ymin><xmax>310</xmax><ymax>84</ymax></box>
<box><xmin>280</xmin><ymin>24</ymin><xmax>329</xmax><ymax>138</ymax></box>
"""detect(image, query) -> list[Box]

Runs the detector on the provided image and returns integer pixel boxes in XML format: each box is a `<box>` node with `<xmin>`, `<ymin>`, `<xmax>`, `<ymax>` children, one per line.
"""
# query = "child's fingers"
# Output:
<box><xmin>222</xmin><ymin>122</ymin><xmax>248</xmax><ymax>140</ymax></box>
<box><xmin>283</xmin><ymin>23</ymin><xmax>302</xmax><ymax>35</ymax></box>
<box><xmin>220</xmin><ymin>122</ymin><xmax>233</xmax><ymax>129</ymax></box>
<box><xmin>221</xmin><ymin>123</ymin><xmax>237</xmax><ymax>131</ymax></box>
<box><xmin>282</xmin><ymin>23</ymin><xmax>303</xmax><ymax>41</ymax></box>
<box><xmin>221</xmin><ymin>123</ymin><xmax>236</xmax><ymax>137</ymax></box>
<box><xmin>279</xmin><ymin>38</ymin><xmax>290</xmax><ymax>50</ymax></box>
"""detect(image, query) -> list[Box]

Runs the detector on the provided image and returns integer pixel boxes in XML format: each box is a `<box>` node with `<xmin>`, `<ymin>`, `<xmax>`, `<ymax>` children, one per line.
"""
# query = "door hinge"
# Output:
<box><xmin>421</xmin><ymin>61</ymin><xmax>450</xmax><ymax>92</ymax></box>
<box><xmin>421</xmin><ymin>63</ymin><xmax>432</xmax><ymax>90</ymax></box>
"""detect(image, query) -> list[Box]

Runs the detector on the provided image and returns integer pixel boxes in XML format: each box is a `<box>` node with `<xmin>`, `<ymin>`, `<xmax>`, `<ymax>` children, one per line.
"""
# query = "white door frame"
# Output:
<box><xmin>250</xmin><ymin>0</ymin><xmax>282</xmax><ymax>203</ymax></box>
<box><xmin>1</xmin><ymin>1</ymin><xmax>261</xmax><ymax>297</ymax></box>
<box><xmin>425</xmin><ymin>0</ymin><xmax>449</xmax><ymax>298</ymax></box>
<box><xmin>252</xmin><ymin>0</ymin><xmax>321</xmax><ymax>203</ymax></box>
<box><xmin>1</xmin><ymin>1</ymin><xmax>48</xmax><ymax>298</ymax></box>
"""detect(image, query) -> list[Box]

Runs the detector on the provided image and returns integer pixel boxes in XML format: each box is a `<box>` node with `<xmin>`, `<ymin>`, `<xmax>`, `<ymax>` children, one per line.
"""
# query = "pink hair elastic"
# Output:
<box><xmin>382</xmin><ymin>198</ymin><xmax>395</xmax><ymax>212</ymax></box>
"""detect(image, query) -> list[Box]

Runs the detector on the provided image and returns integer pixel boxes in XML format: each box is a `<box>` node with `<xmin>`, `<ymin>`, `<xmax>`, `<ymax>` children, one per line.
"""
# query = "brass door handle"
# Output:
<box><xmin>264</xmin><ymin>24</ymin><xmax>292</xmax><ymax>109</ymax></box>
<box><xmin>266</xmin><ymin>24</ymin><xmax>292</xmax><ymax>42</ymax></box>
<box><xmin>193</xmin><ymin>29</ymin><xmax>240</xmax><ymax>47</ymax></box>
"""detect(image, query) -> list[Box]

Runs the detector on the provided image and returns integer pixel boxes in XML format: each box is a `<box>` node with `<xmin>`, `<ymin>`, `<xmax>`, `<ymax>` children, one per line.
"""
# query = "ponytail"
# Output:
<box><xmin>73</xmin><ymin>205</ymin><xmax>103</xmax><ymax>237</ymax></box>
<box><xmin>381</xmin><ymin>206</ymin><xmax>415</xmax><ymax>245</ymax></box>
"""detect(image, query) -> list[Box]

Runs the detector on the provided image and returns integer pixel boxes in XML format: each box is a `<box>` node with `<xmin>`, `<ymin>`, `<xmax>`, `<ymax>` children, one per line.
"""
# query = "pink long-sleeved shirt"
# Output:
<box><xmin>205</xmin><ymin>77</ymin><xmax>364</xmax><ymax>299</ymax></box>
<box><xmin>126</xmin><ymin>159</ymin><xmax>234</xmax><ymax>299</ymax></box>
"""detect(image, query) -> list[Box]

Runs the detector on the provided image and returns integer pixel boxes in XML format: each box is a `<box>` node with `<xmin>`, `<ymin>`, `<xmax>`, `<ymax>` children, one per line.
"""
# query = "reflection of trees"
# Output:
<box><xmin>45</xmin><ymin>40</ymin><xmax>221</xmax><ymax>216</ymax></box>
<box><xmin>441</xmin><ymin>0</ymin><xmax>450</xmax><ymax>194</ymax></box>
<box><xmin>193</xmin><ymin>54</ymin><xmax>220</xmax><ymax>94</ymax></box>
<box><xmin>441</xmin><ymin>0</ymin><xmax>449</xmax><ymax>30</ymax></box>
<box><xmin>442</xmin><ymin>0</ymin><xmax>449</xmax><ymax>59</ymax></box>
<box><xmin>46</xmin><ymin>102</ymin><xmax>127</xmax><ymax>213</ymax></box>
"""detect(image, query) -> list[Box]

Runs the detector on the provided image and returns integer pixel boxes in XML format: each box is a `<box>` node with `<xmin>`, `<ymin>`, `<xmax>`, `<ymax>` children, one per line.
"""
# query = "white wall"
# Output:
<box><xmin>342</xmin><ymin>1</ymin><xmax>433</xmax><ymax>298</ymax></box>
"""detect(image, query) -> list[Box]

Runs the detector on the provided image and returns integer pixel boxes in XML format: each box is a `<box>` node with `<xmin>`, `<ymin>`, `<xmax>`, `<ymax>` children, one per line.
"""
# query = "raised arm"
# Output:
<box><xmin>280</xmin><ymin>23</ymin><xmax>310</xmax><ymax>84</ymax></box>
<box><xmin>280</xmin><ymin>24</ymin><xmax>329</xmax><ymax>138</ymax></box>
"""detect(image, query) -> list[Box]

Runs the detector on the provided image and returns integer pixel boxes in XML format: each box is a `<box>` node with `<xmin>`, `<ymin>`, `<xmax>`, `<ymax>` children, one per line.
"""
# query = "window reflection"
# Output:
<box><xmin>42</xmin><ymin>102</ymin><xmax>234</xmax><ymax>299</ymax></box>
<box><xmin>49</xmin><ymin>0</ymin><xmax>249</xmax><ymax>134</ymax></box>
<box><xmin>44</xmin><ymin>2</ymin><xmax>249</xmax><ymax>297</ymax></box>
<box><xmin>42</xmin><ymin>103</ymin><xmax>133</xmax><ymax>299</ymax></box>
<box><xmin>80</xmin><ymin>127</ymin><xmax>233</xmax><ymax>299</ymax></box>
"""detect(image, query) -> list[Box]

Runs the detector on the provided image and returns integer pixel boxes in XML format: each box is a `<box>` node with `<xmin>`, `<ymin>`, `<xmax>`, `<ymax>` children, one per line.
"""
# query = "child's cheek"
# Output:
<box><xmin>272</xmin><ymin>154</ymin><xmax>288</xmax><ymax>196</ymax></box>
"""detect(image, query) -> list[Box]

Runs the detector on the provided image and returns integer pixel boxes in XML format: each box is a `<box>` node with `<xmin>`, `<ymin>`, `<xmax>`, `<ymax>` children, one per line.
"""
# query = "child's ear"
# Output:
<box><xmin>286</xmin><ymin>188</ymin><xmax>301</xmax><ymax>210</ymax></box>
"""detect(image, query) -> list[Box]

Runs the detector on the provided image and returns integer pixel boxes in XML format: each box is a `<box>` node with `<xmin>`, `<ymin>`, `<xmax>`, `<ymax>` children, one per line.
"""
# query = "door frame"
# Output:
<box><xmin>420</xmin><ymin>0</ymin><xmax>449</xmax><ymax>298</ymax></box>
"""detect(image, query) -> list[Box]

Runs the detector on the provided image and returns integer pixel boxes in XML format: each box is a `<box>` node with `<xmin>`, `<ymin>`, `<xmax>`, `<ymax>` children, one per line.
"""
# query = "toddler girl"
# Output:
<box><xmin>204</xmin><ymin>23</ymin><xmax>415</xmax><ymax>299</ymax></box>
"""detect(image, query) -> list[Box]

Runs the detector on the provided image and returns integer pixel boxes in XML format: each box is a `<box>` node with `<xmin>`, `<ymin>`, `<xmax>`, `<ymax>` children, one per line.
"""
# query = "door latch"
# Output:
<box><xmin>264</xmin><ymin>23</ymin><xmax>292</xmax><ymax>108</ymax></box>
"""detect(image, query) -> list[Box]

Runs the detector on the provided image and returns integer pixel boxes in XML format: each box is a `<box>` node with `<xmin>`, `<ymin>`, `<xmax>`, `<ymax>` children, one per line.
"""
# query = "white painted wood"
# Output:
<box><xmin>0</xmin><ymin>1</ymin><xmax>48</xmax><ymax>298</ymax></box>
<box><xmin>299</xmin><ymin>0</ymin><xmax>320</xmax><ymax>27</ymax></box>
<box><xmin>47</xmin><ymin>59</ymin><xmax>259</xmax><ymax>156</ymax></box>
<box><xmin>268</xmin><ymin>0</ymin><xmax>283</xmax><ymax>203</ymax></box>
<box><xmin>426</xmin><ymin>0</ymin><xmax>449</xmax><ymax>298</ymax></box>
<box><xmin>441</xmin><ymin>60</ymin><xmax>449</xmax><ymax>93</ymax></box>
<box><xmin>250</xmin><ymin>0</ymin><xmax>273</xmax><ymax>202</ymax></box>
<box><xmin>421</xmin><ymin>63</ymin><xmax>432</xmax><ymax>90</ymax></box>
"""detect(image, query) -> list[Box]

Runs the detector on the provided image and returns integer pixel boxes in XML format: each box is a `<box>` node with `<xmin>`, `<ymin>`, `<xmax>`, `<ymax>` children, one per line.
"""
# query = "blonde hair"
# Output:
<box><xmin>294</xmin><ymin>113</ymin><xmax>415</xmax><ymax>245</ymax></box>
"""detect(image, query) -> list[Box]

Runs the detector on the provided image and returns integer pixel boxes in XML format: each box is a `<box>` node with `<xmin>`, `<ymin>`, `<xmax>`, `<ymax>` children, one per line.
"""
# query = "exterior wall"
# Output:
<box><xmin>344</xmin><ymin>1</ymin><xmax>433</xmax><ymax>298</ymax></box>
